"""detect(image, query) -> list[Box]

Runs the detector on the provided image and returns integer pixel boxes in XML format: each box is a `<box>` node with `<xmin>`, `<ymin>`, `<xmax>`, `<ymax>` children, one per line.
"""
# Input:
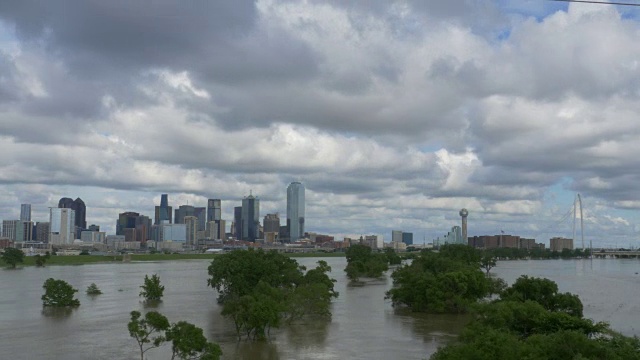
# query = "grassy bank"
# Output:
<box><xmin>1</xmin><ymin>251</ymin><xmax>345</xmax><ymax>268</ymax></box>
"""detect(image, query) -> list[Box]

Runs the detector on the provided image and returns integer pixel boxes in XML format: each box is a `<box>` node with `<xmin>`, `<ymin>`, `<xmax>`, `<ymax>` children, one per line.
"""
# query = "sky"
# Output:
<box><xmin>1</xmin><ymin>0</ymin><xmax>640</xmax><ymax>248</ymax></box>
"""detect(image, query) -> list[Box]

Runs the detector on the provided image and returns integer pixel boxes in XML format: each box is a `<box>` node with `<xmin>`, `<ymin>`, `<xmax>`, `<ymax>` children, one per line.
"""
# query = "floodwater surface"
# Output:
<box><xmin>0</xmin><ymin>257</ymin><xmax>638</xmax><ymax>359</ymax></box>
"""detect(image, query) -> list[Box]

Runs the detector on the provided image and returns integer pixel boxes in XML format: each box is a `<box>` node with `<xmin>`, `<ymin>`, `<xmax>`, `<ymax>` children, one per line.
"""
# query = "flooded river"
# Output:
<box><xmin>1</xmin><ymin>257</ymin><xmax>639</xmax><ymax>359</ymax></box>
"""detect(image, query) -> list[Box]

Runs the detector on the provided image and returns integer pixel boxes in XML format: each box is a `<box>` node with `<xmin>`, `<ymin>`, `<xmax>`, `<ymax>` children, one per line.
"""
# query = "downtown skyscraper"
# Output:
<box><xmin>287</xmin><ymin>182</ymin><xmax>305</xmax><ymax>242</ymax></box>
<box><xmin>20</xmin><ymin>204</ymin><xmax>31</xmax><ymax>222</ymax></box>
<box><xmin>58</xmin><ymin>197</ymin><xmax>87</xmax><ymax>230</ymax></box>
<box><xmin>49</xmin><ymin>208</ymin><xmax>75</xmax><ymax>245</ymax></box>
<box><xmin>155</xmin><ymin>194</ymin><xmax>172</xmax><ymax>224</ymax></box>
<box><xmin>241</xmin><ymin>194</ymin><xmax>259</xmax><ymax>242</ymax></box>
<box><xmin>207</xmin><ymin>199</ymin><xmax>221</xmax><ymax>222</ymax></box>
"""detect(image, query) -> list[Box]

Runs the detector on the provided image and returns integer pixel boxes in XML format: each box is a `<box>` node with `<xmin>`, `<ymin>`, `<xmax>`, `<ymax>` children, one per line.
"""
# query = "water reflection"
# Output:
<box><xmin>397</xmin><ymin>310</ymin><xmax>470</xmax><ymax>343</ymax></box>
<box><xmin>285</xmin><ymin>318</ymin><xmax>330</xmax><ymax>350</ymax></box>
<box><xmin>230</xmin><ymin>340</ymin><xmax>279</xmax><ymax>360</ymax></box>
<box><xmin>41</xmin><ymin>306</ymin><xmax>74</xmax><ymax>320</ymax></box>
<box><xmin>142</xmin><ymin>299</ymin><xmax>163</xmax><ymax>309</ymax></box>
<box><xmin>346</xmin><ymin>277</ymin><xmax>388</xmax><ymax>288</ymax></box>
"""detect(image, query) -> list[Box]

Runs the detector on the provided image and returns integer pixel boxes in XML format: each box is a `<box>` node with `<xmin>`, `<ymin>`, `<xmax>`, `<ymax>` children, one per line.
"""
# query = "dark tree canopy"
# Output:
<box><xmin>386</xmin><ymin>245</ymin><xmax>499</xmax><ymax>313</ymax></box>
<box><xmin>430</xmin><ymin>276</ymin><xmax>639</xmax><ymax>360</ymax></box>
<box><xmin>1</xmin><ymin>247</ymin><xmax>25</xmax><ymax>269</ymax></box>
<box><xmin>41</xmin><ymin>278</ymin><xmax>80</xmax><ymax>307</ymax></box>
<box><xmin>384</xmin><ymin>248</ymin><xmax>402</xmax><ymax>266</ymax></box>
<box><xmin>344</xmin><ymin>244</ymin><xmax>389</xmax><ymax>281</ymax></box>
<box><xmin>140</xmin><ymin>274</ymin><xmax>165</xmax><ymax>301</ymax></box>
<box><xmin>166</xmin><ymin>321</ymin><xmax>222</xmax><ymax>360</ymax></box>
<box><xmin>86</xmin><ymin>283</ymin><xmax>102</xmax><ymax>295</ymax></box>
<box><xmin>208</xmin><ymin>249</ymin><xmax>338</xmax><ymax>340</ymax></box>
<box><xmin>500</xmin><ymin>275</ymin><xmax>583</xmax><ymax>317</ymax></box>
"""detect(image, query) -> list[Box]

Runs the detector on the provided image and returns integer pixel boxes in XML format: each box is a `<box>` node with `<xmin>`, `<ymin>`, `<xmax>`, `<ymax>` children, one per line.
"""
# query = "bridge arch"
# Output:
<box><xmin>573</xmin><ymin>193</ymin><xmax>585</xmax><ymax>251</ymax></box>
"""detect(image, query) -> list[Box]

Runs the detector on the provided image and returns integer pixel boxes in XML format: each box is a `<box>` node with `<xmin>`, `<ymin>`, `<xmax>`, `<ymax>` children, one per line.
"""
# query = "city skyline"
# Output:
<box><xmin>0</xmin><ymin>189</ymin><xmax>594</xmax><ymax>246</ymax></box>
<box><xmin>2</xmin><ymin>2</ymin><xmax>640</xmax><ymax>247</ymax></box>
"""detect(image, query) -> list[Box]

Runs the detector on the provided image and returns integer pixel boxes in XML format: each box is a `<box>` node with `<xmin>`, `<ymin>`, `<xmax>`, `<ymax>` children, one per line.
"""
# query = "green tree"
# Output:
<box><xmin>166</xmin><ymin>321</ymin><xmax>222</xmax><ymax>360</ymax></box>
<box><xmin>287</xmin><ymin>260</ymin><xmax>339</xmax><ymax>320</ymax></box>
<box><xmin>501</xmin><ymin>275</ymin><xmax>583</xmax><ymax>317</ymax></box>
<box><xmin>41</xmin><ymin>278</ymin><xmax>80</xmax><ymax>307</ymax></box>
<box><xmin>35</xmin><ymin>254</ymin><xmax>48</xmax><ymax>267</ymax></box>
<box><xmin>208</xmin><ymin>249</ymin><xmax>338</xmax><ymax>340</ymax></box>
<box><xmin>344</xmin><ymin>244</ymin><xmax>389</xmax><ymax>281</ymax></box>
<box><xmin>480</xmin><ymin>254</ymin><xmax>497</xmax><ymax>275</ymax></box>
<box><xmin>429</xmin><ymin>276</ymin><xmax>639</xmax><ymax>360</ymax></box>
<box><xmin>1</xmin><ymin>247</ymin><xmax>24</xmax><ymax>269</ymax></box>
<box><xmin>222</xmin><ymin>281</ymin><xmax>283</xmax><ymax>340</ymax></box>
<box><xmin>386</xmin><ymin>248</ymin><xmax>496</xmax><ymax>313</ymax></box>
<box><xmin>384</xmin><ymin>248</ymin><xmax>402</xmax><ymax>265</ymax></box>
<box><xmin>208</xmin><ymin>248</ymin><xmax>303</xmax><ymax>303</ymax></box>
<box><xmin>128</xmin><ymin>310</ymin><xmax>170</xmax><ymax>360</ymax></box>
<box><xmin>437</xmin><ymin>244</ymin><xmax>482</xmax><ymax>264</ymax></box>
<box><xmin>140</xmin><ymin>274</ymin><xmax>165</xmax><ymax>301</ymax></box>
<box><xmin>86</xmin><ymin>283</ymin><xmax>102</xmax><ymax>295</ymax></box>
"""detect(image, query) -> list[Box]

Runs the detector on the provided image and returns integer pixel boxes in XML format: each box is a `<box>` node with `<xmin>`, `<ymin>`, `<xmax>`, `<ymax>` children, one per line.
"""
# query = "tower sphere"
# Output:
<box><xmin>459</xmin><ymin>208</ymin><xmax>468</xmax><ymax>217</ymax></box>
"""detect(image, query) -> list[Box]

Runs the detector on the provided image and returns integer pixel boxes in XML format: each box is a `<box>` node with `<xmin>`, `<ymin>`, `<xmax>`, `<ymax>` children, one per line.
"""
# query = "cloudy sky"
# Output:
<box><xmin>2</xmin><ymin>0</ymin><xmax>640</xmax><ymax>247</ymax></box>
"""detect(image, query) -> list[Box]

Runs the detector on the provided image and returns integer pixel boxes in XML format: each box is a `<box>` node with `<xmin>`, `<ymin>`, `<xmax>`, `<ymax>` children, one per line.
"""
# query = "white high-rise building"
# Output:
<box><xmin>49</xmin><ymin>208</ymin><xmax>75</xmax><ymax>245</ymax></box>
<box><xmin>286</xmin><ymin>182</ymin><xmax>305</xmax><ymax>242</ymax></box>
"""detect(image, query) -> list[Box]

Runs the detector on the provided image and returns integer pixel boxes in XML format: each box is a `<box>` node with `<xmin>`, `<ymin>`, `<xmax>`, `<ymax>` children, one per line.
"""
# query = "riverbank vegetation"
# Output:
<box><xmin>387</xmin><ymin>245</ymin><xmax>640</xmax><ymax>358</ymax></box>
<box><xmin>344</xmin><ymin>244</ymin><xmax>390</xmax><ymax>281</ymax></box>
<box><xmin>0</xmin><ymin>251</ymin><xmax>346</xmax><ymax>268</ymax></box>
<box><xmin>1</xmin><ymin>247</ymin><xmax>24</xmax><ymax>268</ymax></box>
<box><xmin>386</xmin><ymin>244</ymin><xmax>503</xmax><ymax>313</ymax></box>
<box><xmin>430</xmin><ymin>275</ymin><xmax>640</xmax><ymax>359</ymax></box>
<box><xmin>485</xmin><ymin>246</ymin><xmax>591</xmax><ymax>260</ymax></box>
<box><xmin>207</xmin><ymin>249</ymin><xmax>338</xmax><ymax>340</ymax></box>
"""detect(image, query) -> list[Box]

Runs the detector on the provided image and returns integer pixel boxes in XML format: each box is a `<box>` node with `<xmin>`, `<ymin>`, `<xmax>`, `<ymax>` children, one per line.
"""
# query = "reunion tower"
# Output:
<box><xmin>459</xmin><ymin>208</ymin><xmax>468</xmax><ymax>242</ymax></box>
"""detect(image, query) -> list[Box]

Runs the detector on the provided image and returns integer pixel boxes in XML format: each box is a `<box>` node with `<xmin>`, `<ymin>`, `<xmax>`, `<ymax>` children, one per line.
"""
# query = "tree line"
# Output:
<box><xmin>372</xmin><ymin>244</ymin><xmax>640</xmax><ymax>359</ymax></box>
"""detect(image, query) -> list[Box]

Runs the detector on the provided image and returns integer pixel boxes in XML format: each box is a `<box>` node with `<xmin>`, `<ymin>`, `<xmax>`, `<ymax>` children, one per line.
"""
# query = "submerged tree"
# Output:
<box><xmin>140</xmin><ymin>274</ymin><xmax>165</xmax><ymax>301</ymax></box>
<box><xmin>430</xmin><ymin>277</ymin><xmax>637</xmax><ymax>360</ymax></box>
<box><xmin>1</xmin><ymin>247</ymin><xmax>25</xmax><ymax>269</ymax></box>
<box><xmin>344</xmin><ymin>244</ymin><xmax>389</xmax><ymax>281</ymax></box>
<box><xmin>86</xmin><ymin>283</ymin><xmax>102</xmax><ymax>295</ymax></box>
<box><xmin>208</xmin><ymin>249</ymin><xmax>338</xmax><ymax>340</ymax></box>
<box><xmin>42</xmin><ymin>278</ymin><xmax>80</xmax><ymax>307</ymax></box>
<box><xmin>386</xmin><ymin>245</ymin><xmax>498</xmax><ymax>313</ymax></box>
<box><xmin>384</xmin><ymin>248</ymin><xmax>402</xmax><ymax>266</ymax></box>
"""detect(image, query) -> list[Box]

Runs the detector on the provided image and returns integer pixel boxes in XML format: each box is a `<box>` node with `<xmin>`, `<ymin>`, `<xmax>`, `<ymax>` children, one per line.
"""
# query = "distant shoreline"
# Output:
<box><xmin>1</xmin><ymin>251</ymin><xmax>346</xmax><ymax>268</ymax></box>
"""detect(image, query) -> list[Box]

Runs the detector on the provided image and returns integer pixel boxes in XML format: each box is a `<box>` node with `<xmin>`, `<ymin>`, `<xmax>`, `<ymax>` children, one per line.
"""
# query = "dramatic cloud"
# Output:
<box><xmin>1</xmin><ymin>1</ymin><xmax>639</xmax><ymax>246</ymax></box>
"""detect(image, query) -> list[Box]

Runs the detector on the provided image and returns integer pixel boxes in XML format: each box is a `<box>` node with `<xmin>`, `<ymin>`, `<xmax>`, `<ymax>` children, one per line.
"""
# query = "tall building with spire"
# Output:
<box><xmin>287</xmin><ymin>182</ymin><xmax>305</xmax><ymax>242</ymax></box>
<box><xmin>154</xmin><ymin>194</ymin><xmax>172</xmax><ymax>224</ymax></box>
<box><xmin>459</xmin><ymin>208</ymin><xmax>468</xmax><ymax>242</ymax></box>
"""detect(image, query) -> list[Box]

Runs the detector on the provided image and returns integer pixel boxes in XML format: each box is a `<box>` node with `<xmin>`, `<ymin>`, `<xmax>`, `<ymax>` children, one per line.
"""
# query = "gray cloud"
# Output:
<box><xmin>2</xmin><ymin>1</ymin><xmax>640</xmax><ymax>245</ymax></box>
